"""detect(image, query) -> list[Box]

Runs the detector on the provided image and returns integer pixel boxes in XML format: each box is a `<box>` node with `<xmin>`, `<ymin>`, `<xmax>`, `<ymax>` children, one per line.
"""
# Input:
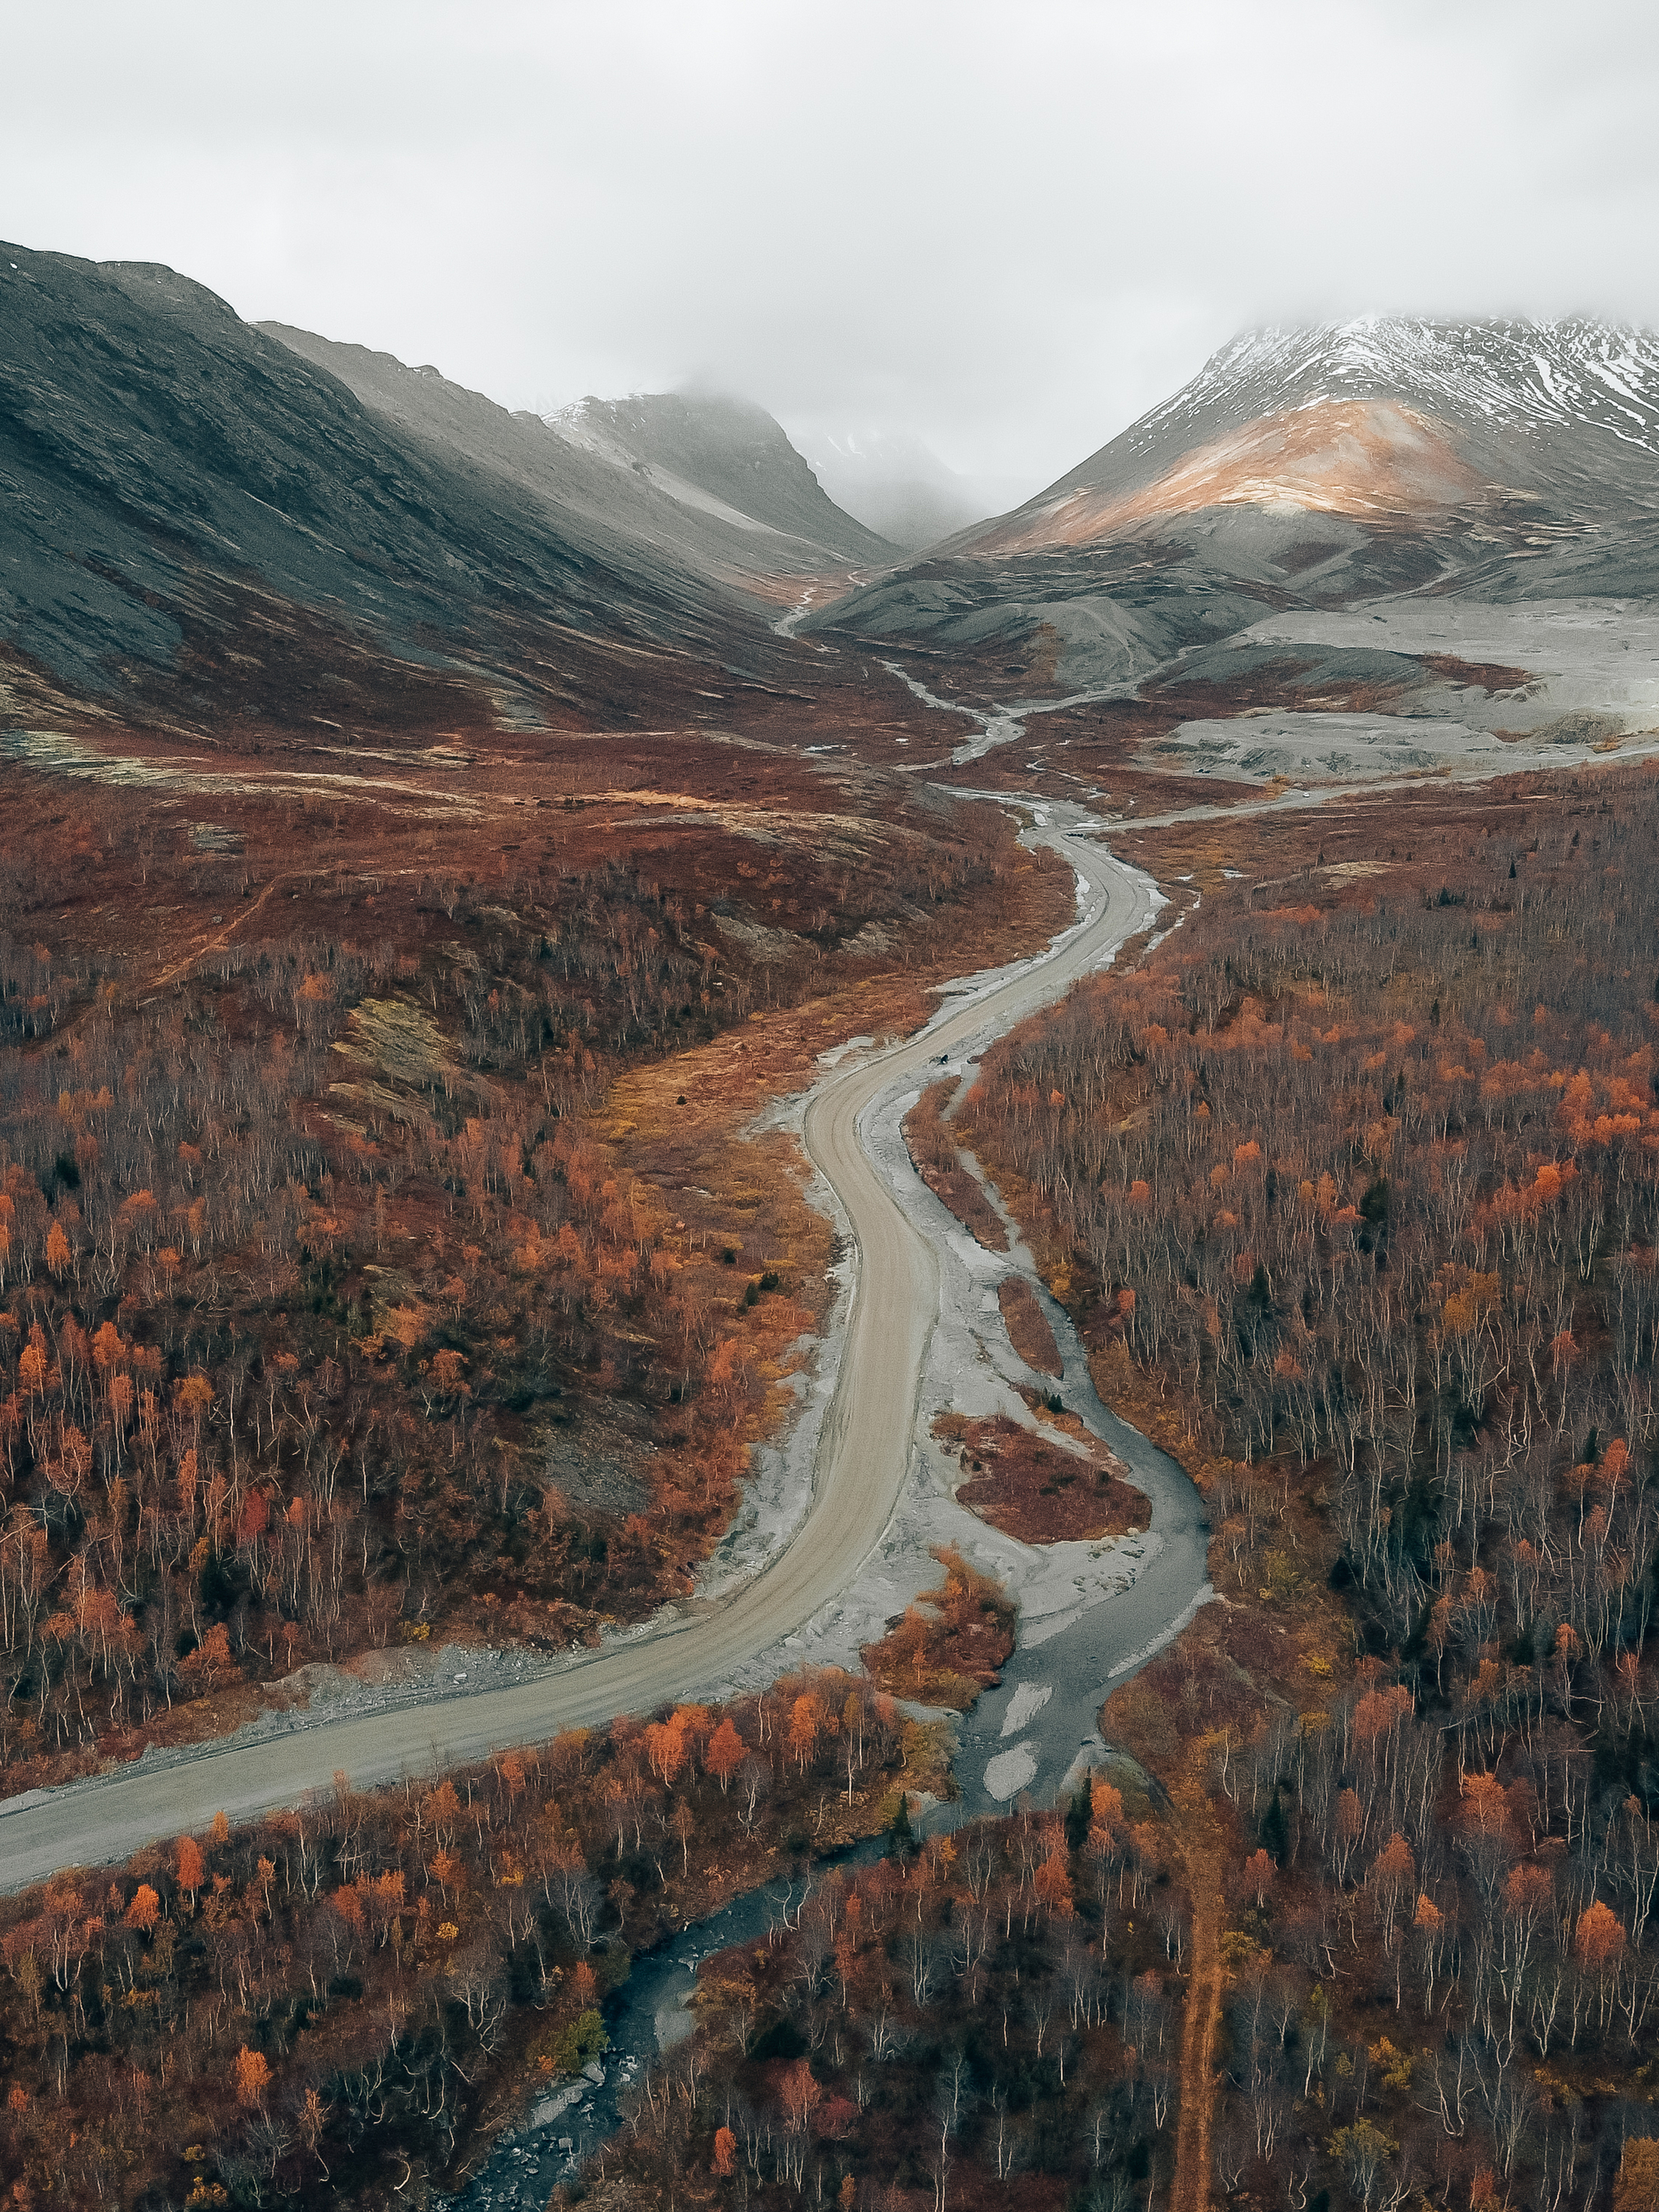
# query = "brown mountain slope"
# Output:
<box><xmin>974</xmin><ymin>398</ymin><xmax>1483</xmax><ymax>552</ymax></box>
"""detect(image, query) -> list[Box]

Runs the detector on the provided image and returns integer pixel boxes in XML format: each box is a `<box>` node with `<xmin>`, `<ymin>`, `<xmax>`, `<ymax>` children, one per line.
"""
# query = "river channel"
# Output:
<box><xmin>445</xmin><ymin>1095</ymin><xmax>1211</xmax><ymax>2209</ymax></box>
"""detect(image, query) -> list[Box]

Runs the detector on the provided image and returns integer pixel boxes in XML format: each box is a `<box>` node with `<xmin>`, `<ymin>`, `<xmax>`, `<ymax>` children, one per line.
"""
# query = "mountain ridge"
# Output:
<box><xmin>0</xmin><ymin>241</ymin><xmax>890</xmax><ymax>740</ymax></box>
<box><xmin>813</xmin><ymin>314</ymin><xmax>1659</xmax><ymax>694</ymax></box>
<box><xmin>0</xmin><ymin>242</ymin><xmax>737</xmax><ymax>733</ymax></box>
<box><xmin>256</xmin><ymin>322</ymin><xmax>892</xmax><ymax>577</ymax></box>
<box><xmin>545</xmin><ymin>389</ymin><xmax>893</xmax><ymax>564</ymax></box>
<box><xmin>1031</xmin><ymin>316</ymin><xmax>1659</xmax><ymax>522</ymax></box>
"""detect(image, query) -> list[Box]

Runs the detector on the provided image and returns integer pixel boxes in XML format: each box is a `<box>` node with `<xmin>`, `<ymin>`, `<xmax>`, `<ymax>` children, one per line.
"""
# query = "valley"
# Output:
<box><xmin>0</xmin><ymin>812</ymin><xmax>1166</xmax><ymax>1891</ymax></box>
<box><xmin>6</xmin><ymin>264</ymin><xmax>1659</xmax><ymax>2212</ymax></box>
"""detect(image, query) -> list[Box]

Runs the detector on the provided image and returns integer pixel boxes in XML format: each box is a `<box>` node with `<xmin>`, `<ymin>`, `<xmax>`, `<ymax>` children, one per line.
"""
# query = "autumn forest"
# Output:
<box><xmin>9</xmin><ymin>729</ymin><xmax>1659</xmax><ymax>2212</ymax></box>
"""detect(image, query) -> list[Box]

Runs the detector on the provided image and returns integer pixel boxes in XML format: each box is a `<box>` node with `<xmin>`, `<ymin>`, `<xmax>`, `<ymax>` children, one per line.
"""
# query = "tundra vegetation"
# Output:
<box><xmin>859</xmin><ymin>1546</ymin><xmax>1017</xmax><ymax>1712</ymax></box>
<box><xmin>951</xmin><ymin>765</ymin><xmax>1659</xmax><ymax>2210</ymax></box>
<box><xmin>543</xmin><ymin>759</ymin><xmax>1659</xmax><ymax>2212</ymax></box>
<box><xmin>583</xmin><ymin>1773</ymin><xmax>1181</xmax><ymax>2212</ymax></box>
<box><xmin>936</xmin><ymin>1411</ymin><xmax>1149</xmax><ymax>1547</ymax></box>
<box><xmin>0</xmin><ymin>1673</ymin><xmax>949</xmax><ymax>2207</ymax></box>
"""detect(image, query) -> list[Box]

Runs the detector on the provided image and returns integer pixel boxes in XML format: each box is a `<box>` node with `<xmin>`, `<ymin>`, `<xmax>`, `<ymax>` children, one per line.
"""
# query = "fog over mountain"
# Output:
<box><xmin>791</xmin><ymin>428</ymin><xmax>1030</xmax><ymax>556</ymax></box>
<box><xmin>0</xmin><ymin>243</ymin><xmax>893</xmax><ymax>739</ymax></box>
<box><xmin>11</xmin><ymin>1</ymin><xmax>1659</xmax><ymax>501</ymax></box>
<box><xmin>11</xmin><ymin>249</ymin><xmax>1659</xmax><ymax>773</ymax></box>
<box><xmin>262</xmin><ymin>326</ymin><xmax>892</xmax><ymax>575</ymax></box>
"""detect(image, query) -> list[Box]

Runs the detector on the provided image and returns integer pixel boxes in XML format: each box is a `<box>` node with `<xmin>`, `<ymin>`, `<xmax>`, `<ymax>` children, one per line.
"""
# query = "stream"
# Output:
<box><xmin>879</xmin><ymin>658</ymin><xmax>1126</xmax><ymax>769</ymax></box>
<box><xmin>445</xmin><ymin>1217</ymin><xmax>1209</xmax><ymax>2207</ymax></box>
<box><xmin>442</xmin><ymin>1840</ymin><xmax>889</xmax><ymax>2209</ymax></box>
<box><xmin>446</xmin><ymin>1449</ymin><xmax>1203</xmax><ymax>2212</ymax></box>
<box><xmin>441</xmin><ymin>798</ymin><xmax>1212</xmax><ymax>2209</ymax></box>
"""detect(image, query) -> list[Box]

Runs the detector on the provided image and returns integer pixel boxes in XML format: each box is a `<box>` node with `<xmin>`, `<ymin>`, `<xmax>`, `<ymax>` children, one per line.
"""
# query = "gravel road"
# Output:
<box><xmin>0</xmin><ymin>820</ymin><xmax>1166</xmax><ymax>1893</ymax></box>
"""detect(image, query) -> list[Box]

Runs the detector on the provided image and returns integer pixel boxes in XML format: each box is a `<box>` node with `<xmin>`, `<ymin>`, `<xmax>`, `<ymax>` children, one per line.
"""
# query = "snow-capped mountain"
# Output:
<box><xmin>1121</xmin><ymin>318</ymin><xmax>1659</xmax><ymax>469</ymax></box>
<box><xmin>817</xmin><ymin>317</ymin><xmax>1659</xmax><ymax>693</ymax></box>
<box><xmin>976</xmin><ymin>317</ymin><xmax>1659</xmax><ymax>558</ymax></box>
<box><xmin>1039</xmin><ymin>318</ymin><xmax>1659</xmax><ymax>526</ymax></box>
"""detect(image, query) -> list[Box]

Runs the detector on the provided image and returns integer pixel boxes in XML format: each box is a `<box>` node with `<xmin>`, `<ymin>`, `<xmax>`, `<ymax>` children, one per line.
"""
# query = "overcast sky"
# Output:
<box><xmin>8</xmin><ymin>0</ymin><xmax>1658</xmax><ymax>497</ymax></box>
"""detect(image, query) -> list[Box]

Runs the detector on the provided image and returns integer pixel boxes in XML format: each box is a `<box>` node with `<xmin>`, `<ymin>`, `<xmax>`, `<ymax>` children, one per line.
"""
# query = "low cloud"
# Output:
<box><xmin>6</xmin><ymin>0</ymin><xmax>1656</xmax><ymax>490</ymax></box>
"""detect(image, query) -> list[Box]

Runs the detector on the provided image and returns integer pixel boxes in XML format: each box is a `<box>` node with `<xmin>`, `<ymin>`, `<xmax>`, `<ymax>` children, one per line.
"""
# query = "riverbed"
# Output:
<box><xmin>443</xmin><ymin>1034</ymin><xmax>1212</xmax><ymax>2205</ymax></box>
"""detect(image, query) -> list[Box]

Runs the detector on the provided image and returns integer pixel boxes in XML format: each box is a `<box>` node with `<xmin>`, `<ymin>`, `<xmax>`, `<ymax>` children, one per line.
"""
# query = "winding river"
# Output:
<box><xmin>0</xmin><ymin>782</ymin><xmax>1213</xmax><ymax>2205</ymax></box>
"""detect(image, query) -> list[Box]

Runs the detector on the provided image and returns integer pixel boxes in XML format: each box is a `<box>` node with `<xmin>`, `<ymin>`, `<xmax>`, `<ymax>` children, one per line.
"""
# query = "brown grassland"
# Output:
<box><xmin>997</xmin><ymin>1279</ymin><xmax>1062</xmax><ymax>1375</ymax></box>
<box><xmin>936</xmin><ymin>1412</ymin><xmax>1149</xmax><ymax>1547</ymax></box>
<box><xmin>900</xmin><ymin>1080</ymin><xmax>1008</xmax><ymax>1253</ymax></box>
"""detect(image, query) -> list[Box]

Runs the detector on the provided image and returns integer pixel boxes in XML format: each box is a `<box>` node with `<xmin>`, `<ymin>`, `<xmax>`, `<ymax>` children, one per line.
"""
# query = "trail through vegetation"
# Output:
<box><xmin>1171</xmin><ymin>1810</ymin><xmax>1224</xmax><ymax>2212</ymax></box>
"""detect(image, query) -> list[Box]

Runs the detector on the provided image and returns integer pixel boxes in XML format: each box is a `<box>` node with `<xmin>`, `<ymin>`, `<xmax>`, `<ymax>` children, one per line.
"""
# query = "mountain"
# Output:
<box><xmin>261</xmin><ymin>328</ymin><xmax>892</xmax><ymax>582</ymax></box>
<box><xmin>817</xmin><ymin>318</ymin><xmax>1659</xmax><ymax>693</ymax></box>
<box><xmin>791</xmin><ymin>428</ymin><xmax>1028</xmax><ymax>554</ymax></box>
<box><xmin>0</xmin><ymin>241</ymin><xmax>885</xmax><ymax>740</ymax></box>
<box><xmin>548</xmin><ymin>390</ymin><xmax>893</xmax><ymax>566</ymax></box>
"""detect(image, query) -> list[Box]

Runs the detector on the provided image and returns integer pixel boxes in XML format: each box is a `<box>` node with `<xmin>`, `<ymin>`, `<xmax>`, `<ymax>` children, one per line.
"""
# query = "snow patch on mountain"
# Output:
<box><xmin>1134</xmin><ymin>318</ymin><xmax>1659</xmax><ymax>461</ymax></box>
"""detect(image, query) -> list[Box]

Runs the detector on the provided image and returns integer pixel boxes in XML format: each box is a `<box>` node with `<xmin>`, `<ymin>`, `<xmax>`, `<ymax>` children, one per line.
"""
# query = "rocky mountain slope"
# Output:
<box><xmin>548</xmin><ymin>389</ymin><xmax>893</xmax><ymax>565</ymax></box>
<box><xmin>262</xmin><ymin>327</ymin><xmax>891</xmax><ymax>583</ymax></box>
<box><xmin>0</xmin><ymin>242</ymin><xmax>886</xmax><ymax>739</ymax></box>
<box><xmin>1035</xmin><ymin>318</ymin><xmax>1659</xmax><ymax>523</ymax></box>
<box><xmin>819</xmin><ymin>318</ymin><xmax>1659</xmax><ymax>693</ymax></box>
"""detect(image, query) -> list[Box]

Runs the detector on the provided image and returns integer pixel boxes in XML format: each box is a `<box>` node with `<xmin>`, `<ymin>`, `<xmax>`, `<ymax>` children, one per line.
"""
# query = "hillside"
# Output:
<box><xmin>1030</xmin><ymin>317</ymin><xmax>1659</xmax><ymax>528</ymax></box>
<box><xmin>550</xmin><ymin>388</ymin><xmax>893</xmax><ymax>565</ymax></box>
<box><xmin>818</xmin><ymin>318</ymin><xmax>1659</xmax><ymax>697</ymax></box>
<box><xmin>0</xmin><ymin>244</ymin><xmax>889</xmax><ymax>744</ymax></box>
<box><xmin>262</xmin><ymin>328</ymin><xmax>892</xmax><ymax>586</ymax></box>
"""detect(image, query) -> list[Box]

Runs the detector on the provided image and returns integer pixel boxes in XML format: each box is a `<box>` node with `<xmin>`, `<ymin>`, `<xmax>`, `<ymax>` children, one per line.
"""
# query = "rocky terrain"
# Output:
<box><xmin>0</xmin><ymin>243</ymin><xmax>893</xmax><ymax>745</ymax></box>
<box><xmin>264</xmin><ymin>329</ymin><xmax>892</xmax><ymax>588</ymax></box>
<box><xmin>827</xmin><ymin>320</ymin><xmax>1659</xmax><ymax>690</ymax></box>
<box><xmin>814</xmin><ymin>316</ymin><xmax>1659</xmax><ymax>791</ymax></box>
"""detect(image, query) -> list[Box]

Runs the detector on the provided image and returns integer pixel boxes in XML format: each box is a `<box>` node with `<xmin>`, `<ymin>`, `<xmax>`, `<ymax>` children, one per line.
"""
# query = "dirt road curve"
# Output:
<box><xmin>0</xmin><ymin>826</ymin><xmax>1158</xmax><ymax>1894</ymax></box>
